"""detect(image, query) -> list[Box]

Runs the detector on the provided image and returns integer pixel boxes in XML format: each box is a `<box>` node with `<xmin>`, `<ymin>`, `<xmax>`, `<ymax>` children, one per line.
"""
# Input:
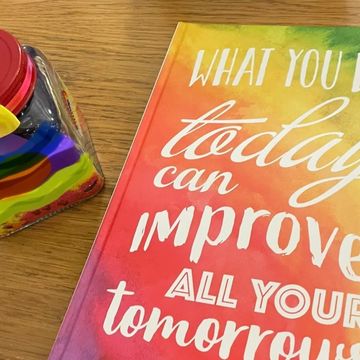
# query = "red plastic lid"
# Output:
<box><xmin>6</xmin><ymin>54</ymin><xmax>37</xmax><ymax>114</ymax></box>
<box><xmin>0</xmin><ymin>29</ymin><xmax>37</xmax><ymax>115</ymax></box>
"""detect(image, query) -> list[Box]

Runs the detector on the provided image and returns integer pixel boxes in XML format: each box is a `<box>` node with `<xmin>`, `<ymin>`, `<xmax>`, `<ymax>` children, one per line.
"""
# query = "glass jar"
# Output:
<box><xmin>0</xmin><ymin>29</ymin><xmax>104</xmax><ymax>238</ymax></box>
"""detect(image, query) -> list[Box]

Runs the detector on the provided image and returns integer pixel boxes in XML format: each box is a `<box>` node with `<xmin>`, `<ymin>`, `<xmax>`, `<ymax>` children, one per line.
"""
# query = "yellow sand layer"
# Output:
<box><xmin>0</xmin><ymin>154</ymin><xmax>95</xmax><ymax>225</ymax></box>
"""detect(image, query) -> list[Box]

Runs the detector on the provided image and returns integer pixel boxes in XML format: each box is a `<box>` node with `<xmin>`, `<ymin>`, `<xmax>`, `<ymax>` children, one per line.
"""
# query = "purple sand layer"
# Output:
<box><xmin>0</xmin><ymin>133</ymin><xmax>80</xmax><ymax>175</ymax></box>
<box><xmin>0</xmin><ymin>134</ymin><xmax>27</xmax><ymax>154</ymax></box>
<box><xmin>44</xmin><ymin>135</ymin><xmax>80</xmax><ymax>174</ymax></box>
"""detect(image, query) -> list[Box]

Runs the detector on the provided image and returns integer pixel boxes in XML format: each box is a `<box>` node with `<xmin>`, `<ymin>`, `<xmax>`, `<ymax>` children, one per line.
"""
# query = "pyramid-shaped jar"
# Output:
<box><xmin>0</xmin><ymin>29</ymin><xmax>104</xmax><ymax>237</ymax></box>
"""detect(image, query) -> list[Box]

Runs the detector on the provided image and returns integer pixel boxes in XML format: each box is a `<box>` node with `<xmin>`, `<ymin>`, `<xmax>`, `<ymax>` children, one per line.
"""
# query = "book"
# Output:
<box><xmin>50</xmin><ymin>22</ymin><xmax>360</xmax><ymax>359</ymax></box>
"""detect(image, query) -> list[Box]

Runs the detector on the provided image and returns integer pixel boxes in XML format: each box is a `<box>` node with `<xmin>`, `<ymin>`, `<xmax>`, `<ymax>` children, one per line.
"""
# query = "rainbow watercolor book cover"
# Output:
<box><xmin>50</xmin><ymin>23</ymin><xmax>360</xmax><ymax>359</ymax></box>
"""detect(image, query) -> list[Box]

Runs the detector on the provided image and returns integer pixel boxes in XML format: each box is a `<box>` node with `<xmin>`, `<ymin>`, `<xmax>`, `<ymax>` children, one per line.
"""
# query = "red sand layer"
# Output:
<box><xmin>0</xmin><ymin>158</ymin><xmax>51</xmax><ymax>199</ymax></box>
<box><xmin>0</xmin><ymin>172</ymin><xmax>104</xmax><ymax>237</ymax></box>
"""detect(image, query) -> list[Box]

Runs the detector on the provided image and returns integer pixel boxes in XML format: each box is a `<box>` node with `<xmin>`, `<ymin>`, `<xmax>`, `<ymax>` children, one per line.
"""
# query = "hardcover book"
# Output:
<box><xmin>50</xmin><ymin>23</ymin><xmax>360</xmax><ymax>359</ymax></box>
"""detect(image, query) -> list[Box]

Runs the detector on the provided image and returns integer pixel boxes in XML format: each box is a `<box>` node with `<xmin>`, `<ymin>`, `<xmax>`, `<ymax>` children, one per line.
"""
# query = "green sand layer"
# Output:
<box><xmin>0</xmin><ymin>154</ymin><xmax>95</xmax><ymax>224</ymax></box>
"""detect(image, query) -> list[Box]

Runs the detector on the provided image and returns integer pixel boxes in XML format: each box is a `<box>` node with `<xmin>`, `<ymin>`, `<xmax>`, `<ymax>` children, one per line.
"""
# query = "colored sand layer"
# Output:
<box><xmin>0</xmin><ymin>107</ymin><xmax>103</xmax><ymax>237</ymax></box>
